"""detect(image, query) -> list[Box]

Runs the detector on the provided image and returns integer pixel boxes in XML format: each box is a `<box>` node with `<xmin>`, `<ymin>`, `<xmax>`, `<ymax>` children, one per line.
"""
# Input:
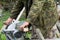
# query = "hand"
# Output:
<box><xmin>19</xmin><ymin>22</ymin><xmax>29</xmax><ymax>32</ymax></box>
<box><xmin>4</xmin><ymin>18</ymin><xmax>13</xmax><ymax>25</ymax></box>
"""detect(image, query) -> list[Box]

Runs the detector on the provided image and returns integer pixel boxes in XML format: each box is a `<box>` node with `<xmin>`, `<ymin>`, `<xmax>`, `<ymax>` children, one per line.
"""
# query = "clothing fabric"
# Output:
<box><xmin>10</xmin><ymin>0</ymin><xmax>58</xmax><ymax>38</ymax></box>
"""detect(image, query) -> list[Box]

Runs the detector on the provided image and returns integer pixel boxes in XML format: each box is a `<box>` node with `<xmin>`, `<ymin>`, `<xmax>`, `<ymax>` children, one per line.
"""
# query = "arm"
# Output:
<box><xmin>10</xmin><ymin>0</ymin><xmax>24</xmax><ymax>19</ymax></box>
<box><xmin>4</xmin><ymin>0</ymin><xmax>24</xmax><ymax>25</ymax></box>
<box><xmin>26</xmin><ymin>0</ymin><xmax>45</xmax><ymax>24</ymax></box>
<box><xmin>19</xmin><ymin>0</ymin><xmax>45</xmax><ymax>31</ymax></box>
<box><xmin>19</xmin><ymin>0</ymin><xmax>40</xmax><ymax>31</ymax></box>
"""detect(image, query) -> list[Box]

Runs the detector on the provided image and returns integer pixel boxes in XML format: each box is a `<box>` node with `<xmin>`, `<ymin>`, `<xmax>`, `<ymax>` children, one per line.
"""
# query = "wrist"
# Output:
<box><xmin>24</xmin><ymin>22</ymin><xmax>29</xmax><ymax>26</ymax></box>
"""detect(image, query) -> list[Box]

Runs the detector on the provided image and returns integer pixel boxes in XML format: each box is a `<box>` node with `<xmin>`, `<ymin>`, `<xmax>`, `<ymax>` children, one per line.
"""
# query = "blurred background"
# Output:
<box><xmin>0</xmin><ymin>0</ymin><xmax>60</xmax><ymax>40</ymax></box>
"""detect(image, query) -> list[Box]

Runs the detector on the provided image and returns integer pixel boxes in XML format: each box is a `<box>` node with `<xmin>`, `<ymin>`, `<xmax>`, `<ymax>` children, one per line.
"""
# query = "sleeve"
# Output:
<box><xmin>26</xmin><ymin>0</ymin><xmax>45</xmax><ymax>24</ymax></box>
<box><xmin>26</xmin><ymin>1</ymin><xmax>38</xmax><ymax>23</ymax></box>
<box><xmin>10</xmin><ymin>0</ymin><xmax>24</xmax><ymax>19</ymax></box>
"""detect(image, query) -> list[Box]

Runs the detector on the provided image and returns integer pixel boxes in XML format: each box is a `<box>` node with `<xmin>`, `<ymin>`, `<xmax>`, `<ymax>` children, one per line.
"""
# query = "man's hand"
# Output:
<box><xmin>19</xmin><ymin>22</ymin><xmax>29</xmax><ymax>32</ymax></box>
<box><xmin>4</xmin><ymin>18</ymin><xmax>13</xmax><ymax>25</ymax></box>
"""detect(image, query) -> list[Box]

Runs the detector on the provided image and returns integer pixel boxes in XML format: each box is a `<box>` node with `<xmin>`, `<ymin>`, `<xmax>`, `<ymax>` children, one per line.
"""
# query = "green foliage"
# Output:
<box><xmin>0</xmin><ymin>10</ymin><xmax>10</xmax><ymax>40</ymax></box>
<box><xmin>25</xmin><ymin>31</ymin><xmax>32</xmax><ymax>39</ymax></box>
<box><xmin>0</xmin><ymin>33</ymin><xmax>6</xmax><ymax>40</ymax></box>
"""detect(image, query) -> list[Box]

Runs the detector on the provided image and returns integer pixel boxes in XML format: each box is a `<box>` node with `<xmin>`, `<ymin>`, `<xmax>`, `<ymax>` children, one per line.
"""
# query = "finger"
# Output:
<box><xmin>23</xmin><ymin>27</ymin><xmax>29</xmax><ymax>32</ymax></box>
